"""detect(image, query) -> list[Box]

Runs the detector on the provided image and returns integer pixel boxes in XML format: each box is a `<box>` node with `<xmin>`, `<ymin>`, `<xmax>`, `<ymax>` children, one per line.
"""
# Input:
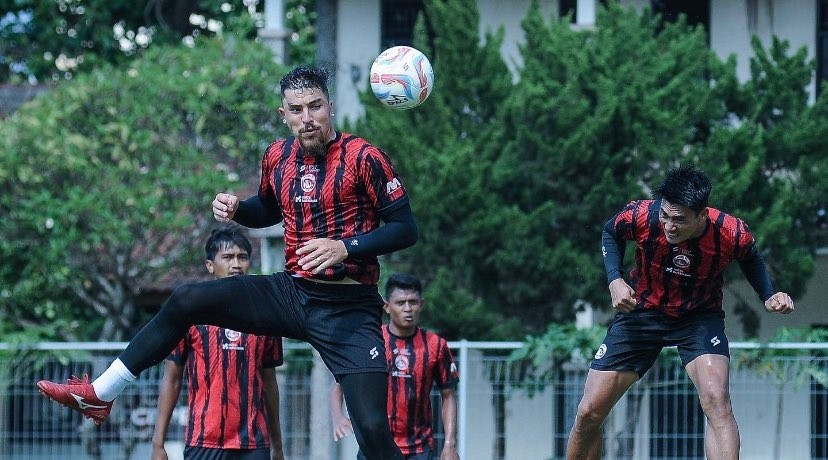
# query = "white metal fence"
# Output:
<box><xmin>1</xmin><ymin>341</ymin><xmax>827</xmax><ymax>460</ymax></box>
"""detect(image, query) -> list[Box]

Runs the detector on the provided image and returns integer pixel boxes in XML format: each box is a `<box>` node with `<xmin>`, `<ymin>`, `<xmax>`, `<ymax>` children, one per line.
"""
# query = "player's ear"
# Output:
<box><xmin>698</xmin><ymin>207</ymin><xmax>709</xmax><ymax>221</ymax></box>
<box><xmin>205</xmin><ymin>260</ymin><xmax>215</xmax><ymax>275</ymax></box>
<box><xmin>382</xmin><ymin>302</ymin><xmax>390</xmax><ymax>315</ymax></box>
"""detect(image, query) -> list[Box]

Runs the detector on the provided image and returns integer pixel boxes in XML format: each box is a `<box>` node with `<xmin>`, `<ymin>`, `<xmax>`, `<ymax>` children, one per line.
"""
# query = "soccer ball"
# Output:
<box><xmin>370</xmin><ymin>46</ymin><xmax>434</xmax><ymax>110</ymax></box>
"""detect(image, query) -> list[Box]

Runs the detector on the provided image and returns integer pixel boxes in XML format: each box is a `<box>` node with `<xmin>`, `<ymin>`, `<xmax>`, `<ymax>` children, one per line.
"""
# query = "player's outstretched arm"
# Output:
<box><xmin>764</xmin><ymin>292</ymin><xmax>795</xmax><ymax>314</ymax></box>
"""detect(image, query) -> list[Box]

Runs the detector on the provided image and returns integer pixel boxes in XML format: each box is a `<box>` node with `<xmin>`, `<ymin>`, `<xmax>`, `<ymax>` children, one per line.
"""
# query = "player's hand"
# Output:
<box><xmin>150</xmin><ymin>444</ymin><xmax>168</xmax><ymax>460</ymax></box>
<box><xmin>212</xmin><ymin>193</ymin><xmax>239</xmax><ymax>222</ymax></box>
<box><xmin>297</xmin><ymin>238</ymin><xmax>348</xmax><ymax>274</ymax></box>
<box><xmin>440</xmin><ymin>442</ymin><xmax>460</xmax><ymax>460</ymax></box>
<box><xmin>271</xmin><ymin>446</ymin><xmax>285</xmax><ymax>460</ymax></box>
<box><xmin>765</xmin><ymin>292</ymin><xmax>794</xmax><ymax>314</ymax></box>
<box><xmin>609</xmin><ymin>278</ymin><xmax>637</xmax><ymax>313</ymax></box>
<box><xmin>332</xmin><ymin>416</ymin><xmax>354</xmax><ymax>441</ymax></box>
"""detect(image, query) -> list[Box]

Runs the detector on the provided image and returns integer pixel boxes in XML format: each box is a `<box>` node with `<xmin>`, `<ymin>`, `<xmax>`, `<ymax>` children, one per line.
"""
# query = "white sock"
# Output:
<box><xmin>91</xmin><ymin>359</ymin><xmax>136</xmax><ymax>401</ymax></box>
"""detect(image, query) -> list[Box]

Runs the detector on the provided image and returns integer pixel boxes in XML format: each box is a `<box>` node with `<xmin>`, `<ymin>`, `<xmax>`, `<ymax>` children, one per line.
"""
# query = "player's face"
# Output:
<box><xmin>659</xmin><ymin>199</ymin><xmax>708</xmax><ymax>244</ymax></box>
<box><xmin>278</xmin><ymin>86</ymin><xmax>335</xmax><ymax>157</ymax></box>
<box><xmin>205</xmin><ymin>243</ymin><xmax>251</xmax><ymax>279</ymax></box>
<box><xmin>384</xmin><ymin>288</ymin><xmax>423</xmax><ymax>333</ymax></box>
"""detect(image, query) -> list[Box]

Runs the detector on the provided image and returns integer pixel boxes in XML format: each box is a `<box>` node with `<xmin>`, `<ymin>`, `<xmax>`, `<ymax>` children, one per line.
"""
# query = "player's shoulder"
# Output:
<box><xmin>338</xmin><ymin>132</ymin><xmax>386</xmax><ymax>156</ymax></box>
<box><xmin>707</xmin><ymin>207</ymin><xmax>753</xmax><ymax>239</ymax></box>
<box><xmin>263</xmin><ymin>137</ymin><xmax>298</xmax><ymax>158</ymax></box>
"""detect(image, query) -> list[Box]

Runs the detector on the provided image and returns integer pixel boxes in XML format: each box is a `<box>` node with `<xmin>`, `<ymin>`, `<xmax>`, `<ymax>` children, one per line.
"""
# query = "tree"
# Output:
<box><xmin>0</xmin><ymin>36</ymin><xmax>288</xmax><ymax>341</ymax></box>
<box><xmin>357</xmin><ymin>1</ymin><xmax>823</xmax><ymax>341</ymax></box>
<box><xmin>0</xmin><ymin>0</ymin><xmax>316</xmax><ymax>83</ymax></box>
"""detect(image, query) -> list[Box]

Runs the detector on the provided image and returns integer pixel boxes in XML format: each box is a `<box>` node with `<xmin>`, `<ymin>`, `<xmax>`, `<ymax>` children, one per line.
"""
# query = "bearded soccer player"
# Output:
<box><xmin>330</xmin><ymin>273</ymin><xmax>460</xmax><ymax>460</ymax></box>
<box><xmin>566</xmin><ymin>165</ymin><xmax>795</xmax><ymax>460</ymax></box>
<box><xmin>38</xmin><ymin>65</ymin><xmax>416</xmax><ymax>460</ymax></box>
<box><xmin>151</xmin><ymin>226</ymin><xmax>284</xmax><ymax>460</ymax></box>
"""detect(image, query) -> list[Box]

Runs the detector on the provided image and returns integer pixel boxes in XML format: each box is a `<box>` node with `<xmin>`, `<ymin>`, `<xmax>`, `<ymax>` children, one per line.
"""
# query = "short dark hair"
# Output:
<box><xmin>205</xmin><ymin>225</ymin><xmax>252</xmax><ymax>261</ymax></box>
<box><xmin>279</xmin><ymin>66</ymin><xmax>330</xmax><ymax>100</ymax></box>
<box><xmin>385</xmin><ymin>273</ymin><xmax>422</xmax><ymax>299</ymax></box>
<box><xmin>652</xmin><ymin>165</ymin><xmax>712</xmax><ymax>214</ymax></box>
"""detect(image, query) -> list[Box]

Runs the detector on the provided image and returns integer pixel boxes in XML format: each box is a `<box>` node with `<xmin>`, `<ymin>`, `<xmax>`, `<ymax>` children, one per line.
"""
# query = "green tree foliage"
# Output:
<box><xmin>0</xmin><ymin>0</ymin><xmax>315</xmax><ymax>83</ymax></box>
<box><xmin>351</xmin><ymin>0</ymin><xmax>518</xmax><ymax>339</ymax></box>
<box><xmin>359</xmin><ymin>1</ymin><xmax>823</xmax><ymax>341</ymax></box>
<box><xmin>0</xmin><ymin>36</ymin><xmax>287</xmax><ymax>341</ymax></box>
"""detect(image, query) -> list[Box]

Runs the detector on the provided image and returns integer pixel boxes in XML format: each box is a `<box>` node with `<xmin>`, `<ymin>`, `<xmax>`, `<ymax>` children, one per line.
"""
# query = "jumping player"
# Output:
<box><xmin>37</xmin><ymin>65</ymin><xmax>416</xmax><ymax>460</ymax></box>
<box><xmin>566</xmin><ymin>165</ymin><xmax>795</xmax><ymax>460</ymax></box>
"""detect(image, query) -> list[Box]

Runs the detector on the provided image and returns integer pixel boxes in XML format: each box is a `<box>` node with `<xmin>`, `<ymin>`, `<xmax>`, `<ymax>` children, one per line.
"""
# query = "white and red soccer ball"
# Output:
<box><xmin>370</xmin><ymin>46</ymin><xmax>434</xmax><ymax>110</ymax></box>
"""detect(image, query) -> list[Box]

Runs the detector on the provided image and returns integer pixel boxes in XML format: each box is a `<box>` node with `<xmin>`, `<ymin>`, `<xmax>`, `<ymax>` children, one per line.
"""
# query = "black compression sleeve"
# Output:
<box><xmin>602</xmin><ymin>218</ymin><xmax>626</xmax><ymax>284</ymax></box>
<box><xmin>341</xmin><ymin>202</ymin><xmax>418</xmax><ymax>257</ymax></box>
<box><xmin>738</xmin><ymin>244</ymin><xmax>775</xmax><ymax>301</ymax></box>
<box><xmin>232</xmin><ymin>195</ymin><xmax>283</xmax><ymax>229</ymax></box>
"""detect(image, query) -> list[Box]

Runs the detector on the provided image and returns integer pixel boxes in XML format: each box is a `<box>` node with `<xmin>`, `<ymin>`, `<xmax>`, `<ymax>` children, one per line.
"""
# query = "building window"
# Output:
<box><xmin>559</xmin><ymin>0</ymin><xmax>577</xmax><ymax>23</ymax></box>
<box><xmin>819</xmin><ymin>0</ymin><xmax>828</xmax><ymax>95</ymax></box>
<box><xmin>651</xmin><ymin>0</ymin><xmax>710</xmax><ymax>43</ymax></box>
<box><xmin>380</xmin><ymin>0</ymin><xmax>425</xmax><ymax>49</ymax></box>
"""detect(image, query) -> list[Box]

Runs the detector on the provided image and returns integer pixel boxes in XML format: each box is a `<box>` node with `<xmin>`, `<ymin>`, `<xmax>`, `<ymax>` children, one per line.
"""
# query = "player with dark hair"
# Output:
<box><xmin>37</xmin><ymin>65</ymin><xmax>416</xmax><ymax>460</ymax></box>
<box><xmin>151</xmin><ymin>225</ymin><xmax>284</xmax><ymax>460</ymax></box>
<box><xmin>330</xmin><ymin>273</ymin><xmax>460</xmax><ymax>460</ymax></box>
<box><xmin>565</xmin><ymin>165</ymin><xmax>795</xmax><ymax>460</ymax></box>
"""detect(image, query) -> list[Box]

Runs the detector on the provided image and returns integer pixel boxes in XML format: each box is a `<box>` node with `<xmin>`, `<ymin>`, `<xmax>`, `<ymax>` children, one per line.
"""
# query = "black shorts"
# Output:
<box><xmin>238</xmin><ymin>272</ymin><xmax>387</xmax><ymax>377</ymax></box>
<box><xmin>590</xmin><ymin>309</ymin><xmax>729</xmax><ymax>377</ymax></box>
<box><xmin>184</xmin><ymin>446</ymin><xmax>270</xmax><ymax>460</ymax></box>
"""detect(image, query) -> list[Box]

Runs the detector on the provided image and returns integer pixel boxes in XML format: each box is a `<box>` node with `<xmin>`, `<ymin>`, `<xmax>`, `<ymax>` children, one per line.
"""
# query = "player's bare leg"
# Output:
<box><xmin>566</xmin><ymin>369</ymin><xmax>638</xmax><ymax>460</ymax></box>
<box><xmin>685</xmin><ymin>354</ymin><xmax>739</xmax><ymax>460</ymax></box>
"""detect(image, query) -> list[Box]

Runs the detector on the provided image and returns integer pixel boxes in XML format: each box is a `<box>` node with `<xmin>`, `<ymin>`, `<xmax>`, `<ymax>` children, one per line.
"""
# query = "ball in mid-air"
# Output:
<box><xmin>370</xmin><ymin>46</ymin><xmax>434</xmax><ymax>110</ymax></box>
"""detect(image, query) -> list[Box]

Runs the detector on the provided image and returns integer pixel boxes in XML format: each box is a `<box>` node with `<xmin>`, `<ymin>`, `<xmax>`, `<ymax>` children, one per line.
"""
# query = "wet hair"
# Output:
<box><xmin>279</xmin><ymin>66</ymin><xmax>330</xmax><ymax>100</ymax></box>
<box><xmin>205</xmin><ymin>225</ymin><xmax>252</xmax><ymax>261</ymax></box>
<box><xmin>385</xmin><ymin>273</ymin><xmax>422</xmax><ymax>299</ymax></box>
<box><xmin>652</xmin><ymin>165</ymin><xmax>712</xmax><ymax>214</ymax></box>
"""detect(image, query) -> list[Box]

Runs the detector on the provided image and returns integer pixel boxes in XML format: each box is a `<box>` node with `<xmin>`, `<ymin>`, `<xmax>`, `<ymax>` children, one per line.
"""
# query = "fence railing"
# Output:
<box><xmin>1</xmin><ymin>341</ymin><xmax>827</xmax><ymax>460</ymax></box>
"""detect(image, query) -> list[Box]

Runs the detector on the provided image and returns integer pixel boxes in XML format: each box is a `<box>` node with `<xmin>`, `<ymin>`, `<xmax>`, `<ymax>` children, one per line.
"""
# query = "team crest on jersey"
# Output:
<box><xmin>224</xmin><ymin>329</ymin><xmax>241</xmax><ymax>342</ymax></box>
<box><xmin>301</xmin><ymin>173</ymin><xmax>316</xmax><ymax>193</ymax></box>
<box><xmin>394</xmin><ymin>354</ymin><xmax>410</xmax><ymax>372</ymax></box>
<box><xmin>673</xmin><ymin>254</ymin><xmax>691</xmax><ymax>269</ymax></box>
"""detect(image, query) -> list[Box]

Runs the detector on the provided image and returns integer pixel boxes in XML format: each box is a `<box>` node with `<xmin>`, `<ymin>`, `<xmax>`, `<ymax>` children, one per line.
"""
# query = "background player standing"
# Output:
<box><xmin>331</xmin><ymin>273</ymin><xmax>459</xmax><ymax>460</ymax></box>
<box><xmin>151</xmin><ymin>226</ymin><xmax>284</xmax><ymax>460</ymax></box>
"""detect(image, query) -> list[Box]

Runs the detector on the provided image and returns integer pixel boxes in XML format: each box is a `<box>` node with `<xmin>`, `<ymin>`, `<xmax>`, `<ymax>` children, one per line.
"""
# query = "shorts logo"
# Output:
<box><xmin>710</xmin><ymin>336</ymin><xmax>721</xmax><ymax>346</ymax></box>
<box><xmin>594</xmin><ymin>344</ymin><xmax>607</xmax><ymax>360</ymax></box>
<box><xmin>369</xmin><ymin>346</ymin><xmax>379</xmax><ymax>359</ymax></box>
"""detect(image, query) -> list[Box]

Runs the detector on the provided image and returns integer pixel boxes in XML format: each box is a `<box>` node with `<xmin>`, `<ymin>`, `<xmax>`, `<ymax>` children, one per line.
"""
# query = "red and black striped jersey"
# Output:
<box><xmin>604</xmin><ymin>199</ymin><xmax>768</xmax><ymax>317</ymax></box>
<box><xmin>257</xmin><ymin>132</ymin><xmax>409</xmax><ymax>285</ymax></box>
<box><xmin>383</xmin><ymin>325</ymin><xmax>459</xmax><ymax>455</ymax></box>
<box><xmin>169</xmin><ymin>325</ymin><xmax>283</xmax><ymax>449</ymax></box>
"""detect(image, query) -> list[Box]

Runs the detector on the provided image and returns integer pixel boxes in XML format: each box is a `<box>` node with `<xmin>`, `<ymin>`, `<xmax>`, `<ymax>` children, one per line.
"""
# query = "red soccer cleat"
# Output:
<box><xmin>37</xmin><ymin>374</ymin><xmax>113</xmax><ymax>425</ymax></box>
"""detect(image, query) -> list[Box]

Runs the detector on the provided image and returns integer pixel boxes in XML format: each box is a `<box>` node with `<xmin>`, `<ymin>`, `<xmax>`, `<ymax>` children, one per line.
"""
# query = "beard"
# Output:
<box><xmin>298</xmin><ymin>132</ymin><xmax>327</xmax><ymax>158</ymax></box>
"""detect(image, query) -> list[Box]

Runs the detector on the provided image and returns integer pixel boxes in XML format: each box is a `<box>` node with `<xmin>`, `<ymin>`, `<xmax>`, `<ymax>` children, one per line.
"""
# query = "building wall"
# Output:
<box><xmin>709</xmin><ymin>0</ymin><xmax>817</xmax><ymax>95</ymax></box>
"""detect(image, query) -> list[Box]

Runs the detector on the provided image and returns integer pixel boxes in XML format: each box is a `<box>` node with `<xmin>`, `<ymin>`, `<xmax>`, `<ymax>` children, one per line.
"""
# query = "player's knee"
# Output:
<box><xmin>699</xmin><ymin>389</ymin><xmax>733</xmax><ymax>418</ymax></box>
<box><xmin>574</xmin><ymin>401</ymin><xmax>610</xmax><ymax>430</ymax></box>
<box><xmin>163</xmin><ymin>283</ymin><xmax>202</xmax><ymax>317</ymax></box>
<box><xmin>355</xmin><ymin>409</ymin><xmax>389</xmax><ymax>438</ymax></box>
